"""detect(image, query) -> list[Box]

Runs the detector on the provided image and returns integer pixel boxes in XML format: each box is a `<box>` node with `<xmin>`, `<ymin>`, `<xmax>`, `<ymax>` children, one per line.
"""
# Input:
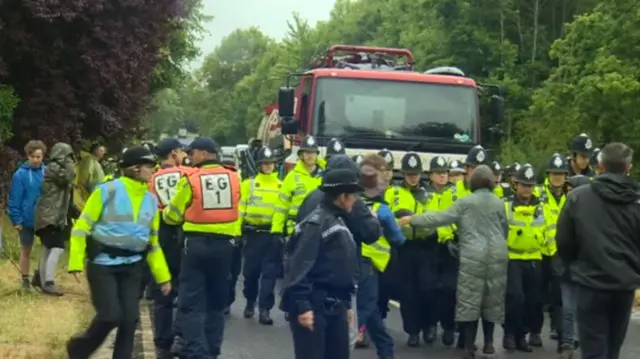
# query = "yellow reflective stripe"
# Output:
<box><xmin>167</xmin><ymin>204</ymin><xmax>184</xmax><ymax>221</ymax></box>
<box><xmin>278</xmin><ymin>192</ymin><xmax>291</xmax><ymax>202</ymax></box>
<box><xmin>72</xmin><ymin>229</ymin><xmax>90</xmax><ymax>237</ymax></box>
<box><xmin>274</xmin><ymin>207</ymin><xmax>287</xmax><ymax>214</ymax></box>
<box><xmin>508</xmin><ymin>247</ymin><xmax>540</xmax><ymax>254</ymax></box>
<box><xmin>368</xmin><ymin>242</ymin><xmax>390</xmax><ymax>253</ymax></box>
<box><xmin>80</xmin><ymin>213</ymin><xmax>95</xmax><ymax>226</ymax></box>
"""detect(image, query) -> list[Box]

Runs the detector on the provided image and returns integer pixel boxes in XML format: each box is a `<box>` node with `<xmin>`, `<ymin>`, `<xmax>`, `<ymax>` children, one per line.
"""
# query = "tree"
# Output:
<box><xmin>142</xmin><ymin>88</ymin><xmax>185</xmax><ymax>139</ymax></box>
<box><xmin>182</xmin><ymin>0</ymin><xmax>639</xmax><ymax>170</ymax></box>
<box><xmin>0</xmin><ymin>0</ymin><xmax>186</xmax><ymax>149</ymax></box>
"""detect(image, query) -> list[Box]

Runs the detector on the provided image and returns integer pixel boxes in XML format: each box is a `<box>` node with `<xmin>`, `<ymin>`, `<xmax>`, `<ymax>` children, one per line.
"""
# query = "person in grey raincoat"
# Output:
<box><xmin>34</xmin><ymin>142</ymin><xmax>78</xmax><ymax>295</ymax></box>
<box><xmin>398</xmin><ymin>165</ymin><xmax>508</xmax><ymax>358</ymax></box>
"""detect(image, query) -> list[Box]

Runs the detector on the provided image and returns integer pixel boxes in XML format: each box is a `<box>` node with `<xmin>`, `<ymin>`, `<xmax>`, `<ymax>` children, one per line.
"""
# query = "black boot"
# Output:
<box><xmin>258</xmin><ymin>309</ymin><xmax>273</xmax><ymax>325</ymax></box>
<box><xmin>243</xmin><ymin>301</ymin><xmax>255</xmax><ymax>318</ymax></box>
<box><xmin>31</xmin><ymin>270</ymin><xmax>41</xmax><ymax>289</ymax></box>
<box><xmin>529</xmin><ymin>333</ymin><xmax>543</xmax><ymax>347</ymax></box>
<box><xmin>442</xmin><ymin>329</ymin><xmax>455</xmax><ymax>346</ymax></box>
<box><xmin>515</xmin><ymin>337</ymin><xmax>533</xmax><ymax>352</ymax></box>
<box><xmin>407</xmin><ymin>334</ymin><xmax>420</xmax><ymax>347</ymax></box>
<box><xmin>502</xmin><ymin>334</ymin><xmax>516</xmax><ymax>352</ymax></box>
<box><xmin>423</xmin><ymin>326</ymin><xmax>436</xmax><ymax>344</ymax></box>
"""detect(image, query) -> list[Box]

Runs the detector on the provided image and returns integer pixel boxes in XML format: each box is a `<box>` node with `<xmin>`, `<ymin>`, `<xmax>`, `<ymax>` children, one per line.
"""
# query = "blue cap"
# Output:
<box><xmin>186</xmin><ymin>137</ymin><xmax>218</xmax><ymax>153</ymax></box>
<box><xmin>155</xmin><ymin>138</ymin><xmax>183</xmax><ymax>157</ymax></box>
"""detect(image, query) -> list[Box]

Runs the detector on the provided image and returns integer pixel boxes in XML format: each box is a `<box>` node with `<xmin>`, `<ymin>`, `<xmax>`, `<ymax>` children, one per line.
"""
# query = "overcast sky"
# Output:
<box><xmin>190</xmin><ymin>0</ymin><xmax>336</xmax><ymax>68</ymax></box>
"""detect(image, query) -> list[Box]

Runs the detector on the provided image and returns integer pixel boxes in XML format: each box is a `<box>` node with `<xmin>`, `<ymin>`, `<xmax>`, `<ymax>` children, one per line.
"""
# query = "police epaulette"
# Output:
<box><xmin>308</xmin><ymin>212</ymin><xmax>321</xmax><ymax>224</ymax></box>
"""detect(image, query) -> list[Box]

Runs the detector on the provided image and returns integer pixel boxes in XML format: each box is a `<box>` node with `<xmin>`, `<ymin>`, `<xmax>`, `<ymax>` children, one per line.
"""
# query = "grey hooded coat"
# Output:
<box><xmin>34</xmin><ymin>143</ymin><xmax>76</xmax><ymax>231</ymax></box>
<box><xmin>410</xmin><ymin>188</ymin><xmax>508</xmax><ymax>323</ymax></box>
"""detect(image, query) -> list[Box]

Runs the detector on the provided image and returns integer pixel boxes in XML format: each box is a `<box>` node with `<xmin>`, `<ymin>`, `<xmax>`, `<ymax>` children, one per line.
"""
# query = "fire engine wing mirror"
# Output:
<box><xmin>489</xmin><ymin>95</ymin><xmax>505</xmax><ymax>123</ymax></box>
<box><xmin>278</xmin><ymin>87</ymin><xmax>295</xmax><ymax>117</ymax></box>
<box><xmin>278</xmin><ymin>87</ymin><xmax>298</xmax><ymax>135</ymax></box>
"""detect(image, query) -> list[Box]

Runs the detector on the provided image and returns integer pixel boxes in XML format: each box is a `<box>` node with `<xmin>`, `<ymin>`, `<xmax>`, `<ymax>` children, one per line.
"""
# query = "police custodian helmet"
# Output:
<box><xmin>326</xmin><ymin>138</ymin><xmax>346</xmax><ymax>158</ymax></box>
<box><xmin>401</xmin><ymin>152</ymin><xmax>423</xmax><ymax>173</ymax></box>
<box><xmin>514</xmin><ymin>163</ymin><xmax>537</xmax><ymax>185</ymax></box>
<box><xmin>569</xmin><ymin>133</ymin><xmax>593</xmax><ymax>155</ymax></box>
<box><xmin>378</xmin><ymin>149</ymin><xmax>394</xmax><ymax>169</ymax></box>
<box><xmin>547</xmin><ymin>153</ymin><xmax>568</xmax><ymax>173</ymax></box>
<box><xmin>465</xmin><ymin>145</ymin><xmax>488</xmax><ymax>166</ymax></box>
<box><xmin>120</xmin><ymin>146</ymin><xmax>156</xmax><ymax>168</ymax></box>
<box><xmin>298</xmin><ymin>135</ymin><xmax>319</xmax><ymax>153</ymax></box>
<box><xmin>256</xmin><ymin>146</ymin><xmax>277</xmax><ymax>163</ymax></box>
<box><xmin>429</xmin><ymin>156</ymin><xmax>448</xmax><ymax>172</ymax></box>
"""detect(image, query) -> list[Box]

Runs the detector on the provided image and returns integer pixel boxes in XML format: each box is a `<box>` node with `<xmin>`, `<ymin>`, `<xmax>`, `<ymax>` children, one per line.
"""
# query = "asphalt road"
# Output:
<box><xmin>214</xmin><ymin>286</ymin><xmax>640</xmax><ymax>359</ymax></box>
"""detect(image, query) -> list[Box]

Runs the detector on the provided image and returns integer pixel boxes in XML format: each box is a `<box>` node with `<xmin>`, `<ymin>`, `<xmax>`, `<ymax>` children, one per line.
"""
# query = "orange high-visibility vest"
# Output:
<box><xmin>184</xmin><ymin>166</ymin><xmax>240</xmax><ymax>224</ymax></box>
<box><xmin>149</xmin><ymin>166</ymin><xmax>196</xmax><ymax>209</ymax></box>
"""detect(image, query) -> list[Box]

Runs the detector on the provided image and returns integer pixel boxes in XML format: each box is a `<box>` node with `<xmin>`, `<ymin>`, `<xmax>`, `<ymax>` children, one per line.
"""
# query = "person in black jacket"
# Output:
<box><xmin>556</xmin><ymin>142</ymin><xmax>640</xmax><ymax>359</ymax></box>
<box><xmin>296</xmin><ymin>154</ymin><xmax>382</xmax><ymax>246</ymax></box>
<box><xmin>281</xmin><ymin>169</ymin><xmax>362</xmax><ymax>359</ymax></box>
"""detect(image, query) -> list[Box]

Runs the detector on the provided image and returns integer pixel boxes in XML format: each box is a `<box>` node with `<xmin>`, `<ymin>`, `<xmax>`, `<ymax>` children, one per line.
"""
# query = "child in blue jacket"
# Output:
<box><xmin>7</xmin><ymin>140</ymin><xmax>46</xmax><ymax>289</ymax></box>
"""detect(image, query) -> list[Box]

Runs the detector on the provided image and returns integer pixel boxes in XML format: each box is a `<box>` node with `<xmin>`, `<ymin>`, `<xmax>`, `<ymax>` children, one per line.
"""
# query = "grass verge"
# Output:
<box><xmin>0</xmin><ymin>215</ymin><xmax>93</xmax><ymax>359</ymax></box>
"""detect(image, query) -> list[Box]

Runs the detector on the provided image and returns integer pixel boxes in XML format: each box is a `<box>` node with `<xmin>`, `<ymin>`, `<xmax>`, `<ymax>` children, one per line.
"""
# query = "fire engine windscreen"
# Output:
<box><xmin>312</xmin><ymin>77</ymin><xmax>478</xmax><ymax>142</ymax></box>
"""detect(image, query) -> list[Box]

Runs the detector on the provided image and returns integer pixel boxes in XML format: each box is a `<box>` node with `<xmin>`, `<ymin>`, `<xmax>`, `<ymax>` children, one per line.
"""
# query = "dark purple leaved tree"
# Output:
<box><xmin>0</xmin><ymin>0</ymin><xmax>180</xmax><ymax>189</ymax></box>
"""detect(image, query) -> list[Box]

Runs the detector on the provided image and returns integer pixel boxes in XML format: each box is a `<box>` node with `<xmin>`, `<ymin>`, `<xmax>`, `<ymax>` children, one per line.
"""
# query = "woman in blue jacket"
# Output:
<box><xmin>7</xmin><ymin>140</ymin><xmax>46</xmax><ymax>289</ymax></box>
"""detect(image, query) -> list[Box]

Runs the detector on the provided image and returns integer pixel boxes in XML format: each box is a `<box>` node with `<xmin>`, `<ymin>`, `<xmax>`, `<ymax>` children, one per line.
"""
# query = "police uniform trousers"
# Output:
<box><xmin>356</xmin><ymin>259</ymin><xmax>394</xmax><ymax>357</ymax></box>
<box><xmin>242</xmin><ymin>230</ymin><xmax>283</xmax><ymax>310</ymax></box>
<box><xmin>67</xmin><ymin>260</ymin><xmax>144</xmax><ymax>359</ymax></box>
<box><xmin>289</xmin><ymin>290</ymin><xmax>351</xmax><ymax>359</ymax></box>
<box><xmin>152</xmin><ymin>223</ymin><xmax>183</xmax><ymax>351</ymax></box>
<box><xmin>531</xmin><ymin>255</ymin><xmax>561</xmax><ymax>335</ymax></box>
<box><xmin>397</xmin><ymin>239</ymin><xmax>439</xmax><ymax>336</ymax></box>
<box><xmin>226</xmin><ymin>239</ymin><xmax>243</xmax><ymax>308</ymax></box>
<box><xmin>505</xmin><ymin>259</ymin><xmax>542</xmax><ymax>339</ymax></box>
<box><xmin>179</xmin><ymin>234</ymin><xmax>234</xmax><ymax>359</ymax></box>
<box><xmin>436</xmin><ymin>243</ymin><xmax>459</xmax><ymax>333</ymax></box>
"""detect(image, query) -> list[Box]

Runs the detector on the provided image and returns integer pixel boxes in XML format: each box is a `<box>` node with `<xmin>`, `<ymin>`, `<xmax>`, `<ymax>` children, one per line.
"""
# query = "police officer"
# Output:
<box><xmin>271</xmin><ymin>135</ymin><xmax>323</xmax><ymax>238</ymax></box>
<box><xmin>427</xmin><ymin>156</ymin><xmax>458</xmax><ymax>346</ymax></box>
<box><xmin>281</xmin><ymin>168</ymin><xmax>360</xmax><ymax>359</ymax></box>
<box><xmin>377</xmin><ymin>149</ymin><xmax>395</xmax><ymax>184</ymax></box>
<box><xmin>148</xmin><ymin>138</ymin><xmax>192</xmax><ymax>359</ymax></box>
<box><xmin>491</xmin><ymin>161</ymin><xmax>510</xmax><ymax>198</ymax></box>
<box><xmin>163</xmin><ymin>137</ymin><xmax>241</xmax><ymax>359</ymax></box>
<box><xmin>456</xmin><ymin>145</ymin><xmax>489</xmax><ymax>197</ymax></box>
<box><xmin>325</xmin><ymin>138</ymin><xmax>346</xmax><ymax>161</ymax></box>
<box><xmin>447</xmin><ymin>159</ymin><xmax>465</xmax><ymax>184</ymax></box>
<box><xmin>503</xmin><ymin>164</ymin><xmax>547</xmax><ymax>353</ymax></box>
<box><xmin>530</xmin><ymin>153</ymin><xmax>568</xmax><ymax>347</ymax></box>
<box><xmin>506</xmin><ymin>162</ymin><xmax>521</xmax><ymax>188</ymax></box>
<box><xmin>66</xmin><ymin>146</ymin><xmax>172</xmax><ymax>359</ymax></box>
<box><xmin>591</xmin><ymin>147</ymin><xmax>602</xmax><ymax>175</ymax></box>
<box><xmin>240</xmin><ymin>146</ymin><xmax>283</xmax><ymax>325</ymax></box>
<box><xmin>352</xmin><ymin>154</ymin><xmax>364</xmax><ymax>166</ymax></box>
<box><xmin>568</xmin><ymin>133</ymin><xmax>595</xmax><ymax>176</ymax></box>
<box><xmin>384</xmin><ymin>152</ymin><xmax>439</xmax><ymax>347</ymax></box>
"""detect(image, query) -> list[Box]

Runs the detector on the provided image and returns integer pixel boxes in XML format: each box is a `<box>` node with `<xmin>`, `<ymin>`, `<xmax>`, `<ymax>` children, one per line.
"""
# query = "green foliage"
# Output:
<box><xmin>176</xmin><ymin>0</ymin><xmax>638</xmax><ymax>168</ymax></box>
<box><xmin>0</xmin><ymin>85</ymin><xmax>18</xmax><ymax>144</ymax></box>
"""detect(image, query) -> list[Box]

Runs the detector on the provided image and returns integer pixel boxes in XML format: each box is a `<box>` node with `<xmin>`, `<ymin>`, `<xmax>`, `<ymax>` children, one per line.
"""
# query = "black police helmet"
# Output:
<box><xmin>509</xmin><ymin>162</ymin><xmax>521</xmax><ymax>175</ymax></box>
<box><xmin>401</xmin><ymin>152</ymin><xmax>423</xmax><ymax>173</ymax></box>
<box><xmin>377</xmin><ymin>149</ymin><xmax>394</xmax><ymax>169</ymax></box>
<box><xmin>448</xmin><ymin>159</ymin><xmax>465</xmax><ymax>174</ymax></box>
<box><xmin>490</xmin><ymin>160</ymin><xmax>502</xmax><ymax>174</ymax></box>
<box><xmin>256</xmin><ymin>146</ymin><xmax>277</xmax><ymax>163</ymax></box>
<box><xmin>352</xmin><ymin>154</ymin><xmax>364</xmax><ymax>166</ymax></box>
<box><xmin>298</xmin><ymin>135</ymin><xmax>319</xmax><ymax>153</ymax></box>
<box><xmin>547</xmin><ymin>153</ymin><xmax>568</xmax><ymax>173</ymax></box>
<box><xmin>429</xmin><ymin>156</ymin><xmax>448</xmax><ymax>172</ymax></box>
<box><xmin>590</xmin><ymin>147</ymin><xmax>601</xmax><ymax>167</ymax></box>
<box><xmin>464</xmin><ymin>145</ymin><xmax>487</xmax><ymax>166</ymax></box>
<box><xmin>514</xmin><ymin>164</ymin><xmax>537</xmax><ymax>185</ymax></box>
<box><xmin>120</xmin><ymin>146</ymin><xmax>156</xmax><ymax>168</ymax></box>
<box><xmin>326</xmin><ymin>138</ymin><xmax>346</xmax><ymax>157</ymax></box>
<box><xmin>569</xmin><ymin>133</ymin><xmax>594</xmax><ymax>155</ymax></box>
